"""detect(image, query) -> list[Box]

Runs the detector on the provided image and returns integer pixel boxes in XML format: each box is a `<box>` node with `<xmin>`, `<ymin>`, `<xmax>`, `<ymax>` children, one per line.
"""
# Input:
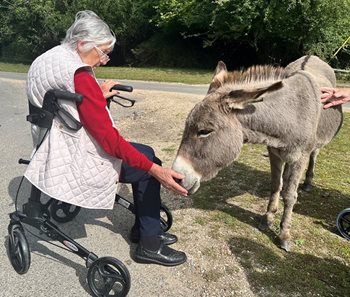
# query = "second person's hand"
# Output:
<box><xmin>320</xmin><ymin>87</ymin><xmax>350</xmax><ymax>109</ymax></box>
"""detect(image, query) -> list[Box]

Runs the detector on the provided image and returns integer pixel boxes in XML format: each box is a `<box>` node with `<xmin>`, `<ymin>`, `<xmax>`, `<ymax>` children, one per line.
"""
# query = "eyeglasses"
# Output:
<box><xmin>94</xmin><ymin>46</ymin><xmax>110</xmax><ymax>64</ymax></box>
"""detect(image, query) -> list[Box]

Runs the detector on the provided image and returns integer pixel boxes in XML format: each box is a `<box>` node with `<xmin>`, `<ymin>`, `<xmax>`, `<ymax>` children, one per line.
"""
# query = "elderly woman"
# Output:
<box><xmin>25</xmin><ymin>10</ymin><xmax>187</xmax><ymax>266</ymax></box>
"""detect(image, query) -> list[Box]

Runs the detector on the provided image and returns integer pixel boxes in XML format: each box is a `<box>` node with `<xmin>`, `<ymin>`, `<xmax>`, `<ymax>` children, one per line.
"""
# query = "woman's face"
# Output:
<box><xmin>78</xmin><ymin>42</ymin><xmax>112</xmax><ymax>67</ymax></box>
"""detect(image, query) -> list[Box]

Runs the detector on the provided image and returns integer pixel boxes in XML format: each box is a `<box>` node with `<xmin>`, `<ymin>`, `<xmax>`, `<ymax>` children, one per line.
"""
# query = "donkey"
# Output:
<box><xmin>172</xmin><ymin>55</ymin><xmax>343</xmax><ymax>251</ymax></box>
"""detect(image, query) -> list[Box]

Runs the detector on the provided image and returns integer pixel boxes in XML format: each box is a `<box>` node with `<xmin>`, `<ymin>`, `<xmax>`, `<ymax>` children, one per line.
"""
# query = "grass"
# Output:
<box><xmin>94</xmin><ymin>66</ymin><xmax>211</xmax><ymax>84</ymax></box>
<box><xmin>191</xmin><ymin>114</ymin><xmax>350</xmax><ymax>296</ymax></box>
<box><xmin>2</xmin><ymin>60</ymin><xmax>347</xmax><ymax>86</ymax></box>
<box><xmin>0</xmin><ymin>61</ymin><xmax>30</xmax><ymax>73</ymax></box>
<box><xmin>0</xmin><ymin>61</ymin><xmax>212</xmax><ymax>84</ymax></box>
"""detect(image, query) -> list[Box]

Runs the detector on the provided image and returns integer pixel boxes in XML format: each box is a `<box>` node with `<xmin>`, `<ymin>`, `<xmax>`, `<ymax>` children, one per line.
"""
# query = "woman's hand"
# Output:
<box><xmin>100</xmin><ymin>79</ymin><xmax>119</xmax><ymax>99</ymax></box>
<box><xmin>149</xmin><ymin>163</ymin><xmax>188</xmax><ymax>197</ymax></box>
<box><xmin>321</xmin><ymin>87</ymin><xmax>350</xmax><ymax>109</ymax></box>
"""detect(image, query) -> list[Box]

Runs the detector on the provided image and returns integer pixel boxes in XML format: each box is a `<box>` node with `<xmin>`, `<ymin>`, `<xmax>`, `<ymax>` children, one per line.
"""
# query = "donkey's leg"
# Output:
<box><xmin>279</xmin><ymin>157</ymin><xmax>308</xmax><ymax>252</ymax></box>
<box><xmin>259</xmin><ymin>148</ymin><xmax>284</xmax><ymax>230</ymax></box>
<box><xmin>300</xmin><ymin>149</ymin><xmax>319</xmax><ymax>192</ymax></box>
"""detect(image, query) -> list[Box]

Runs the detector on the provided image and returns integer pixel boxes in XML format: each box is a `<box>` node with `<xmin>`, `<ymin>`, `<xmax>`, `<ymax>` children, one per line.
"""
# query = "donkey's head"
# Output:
<box><xmin>172</xmin><ymin>61</ymin><xmax>283</xmax><ymax>194</ymax></box>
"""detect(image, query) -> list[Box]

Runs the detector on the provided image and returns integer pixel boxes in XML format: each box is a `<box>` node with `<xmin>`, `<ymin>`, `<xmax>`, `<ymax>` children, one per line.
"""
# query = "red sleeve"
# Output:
<box><xmin>74</xmin><ymin>70</ymin><xmax>153</xmax><ymax>172</ymax></box>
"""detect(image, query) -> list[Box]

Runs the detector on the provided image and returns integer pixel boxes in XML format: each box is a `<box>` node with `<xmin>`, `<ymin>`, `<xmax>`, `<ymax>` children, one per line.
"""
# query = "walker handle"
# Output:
<box><xmin>110</xmin><ymin>84</ymin><xmax>133</xmax><ymax>92</ymax></box>
<box><xmin>51</xmin><ymin>90</ymin><xmax>84</xmax><ymax>103</ymax></box>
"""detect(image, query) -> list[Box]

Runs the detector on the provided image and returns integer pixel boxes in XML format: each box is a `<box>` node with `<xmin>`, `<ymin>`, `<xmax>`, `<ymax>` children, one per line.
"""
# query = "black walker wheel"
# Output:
<box><xmin>336</xmin><ymin>208</ymin><xmax>350</xmax><ymax>240</ymax></box>
<box><xmin>50</xmin><ymin>199</ymin><xmax>81</xmax><ymax>223</ymax></box>
<box><xmin>160</xmin><ymin>203</ymin><xmax>173</xmax><ymax>232</ymax></box>
<box><xmin>87</xmin><ymin>257</ymin><xmax>131</xmax><ymax>297</ymax></box>
<box><xmin>7</xmin><ymin>223</ymin><xmax>31</xmax><ymax>274</ymax></box>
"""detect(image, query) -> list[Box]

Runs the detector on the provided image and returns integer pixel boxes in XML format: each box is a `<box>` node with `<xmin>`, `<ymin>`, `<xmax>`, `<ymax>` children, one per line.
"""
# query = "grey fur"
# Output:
<box><xmin>172</xmin><ymin>55</ymin><xmax>343</xmax><ymax>251</ymax></box>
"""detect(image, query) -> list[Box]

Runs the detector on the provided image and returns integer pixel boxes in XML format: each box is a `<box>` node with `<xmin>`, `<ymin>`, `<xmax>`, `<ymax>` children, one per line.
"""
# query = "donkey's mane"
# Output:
<box><xmin>224</xmin><ymin>65</ymin><xmax>287</xmax><ymax>86</ymax></box>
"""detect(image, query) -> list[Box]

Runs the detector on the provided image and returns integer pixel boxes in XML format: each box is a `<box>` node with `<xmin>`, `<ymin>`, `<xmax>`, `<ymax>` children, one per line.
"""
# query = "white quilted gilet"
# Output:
<box><xmin>25</xmin><ymin>45</ymin><xmax>122</xmax><ymax>209</ymax></box>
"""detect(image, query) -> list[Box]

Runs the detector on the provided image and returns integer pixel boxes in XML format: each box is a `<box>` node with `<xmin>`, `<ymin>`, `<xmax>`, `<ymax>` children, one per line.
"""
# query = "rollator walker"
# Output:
<box><xmin>7</xmin><ymin>85</ymin><xmax>173</xmax><ymax>297</ymax></box>
<box><xmin>336</xmin><ymin>208</ymin><xmax>350</xmax><ymax>240</ymax></box>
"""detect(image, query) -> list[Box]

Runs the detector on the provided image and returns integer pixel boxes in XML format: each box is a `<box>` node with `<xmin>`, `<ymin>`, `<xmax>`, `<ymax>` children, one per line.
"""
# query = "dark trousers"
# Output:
<box><xmin>119</xmin><ymin>143</ymin><xmax>161</xmax><ymax>237</ymax></box>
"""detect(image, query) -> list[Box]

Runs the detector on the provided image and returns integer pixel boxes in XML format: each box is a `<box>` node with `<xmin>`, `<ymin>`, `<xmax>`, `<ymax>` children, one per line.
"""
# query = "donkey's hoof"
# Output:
<box><xmin>280</xmin><ymin>240</ymin><xmax>291</xmax><ymax>252</ymax></box>
<box><xmin>300</xmin><ymin>183</ymin><xmax>313</xmax><ymax>193</ymax></box>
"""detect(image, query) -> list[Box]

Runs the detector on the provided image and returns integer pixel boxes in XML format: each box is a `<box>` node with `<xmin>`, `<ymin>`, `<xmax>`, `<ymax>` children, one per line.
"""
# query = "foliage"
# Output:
<box><xmin>155</xmin><ymin>0</ymin><xmax>264</xmax><ymax>44</ymax></box>
<box><xmin>0</xmin><ymin>0</ymin><xmax>156</xmax><ymax>62</ymax></box>
<box><xmin>64</xmin><ymin>0</ymin><xmax>157</xmax><ymax>63</ymax></box>
<box><xmin>0</xmin><ymin>0</ymin><xmax>349</xmax><ymax>67</ymax></box>
<box><xmin>261</xmin><ymin>0</ymin><xmax>350</xmax><ymax>65</ymax></box>
<box><xmin>154</xmin><ymin>0</ymin><xmax>350</xmax><ymax>66</ymax></box>
<box><xmin>0</xmin><ymin>0</ymin><xmax>70</xmax><ymax>60</ymax></box>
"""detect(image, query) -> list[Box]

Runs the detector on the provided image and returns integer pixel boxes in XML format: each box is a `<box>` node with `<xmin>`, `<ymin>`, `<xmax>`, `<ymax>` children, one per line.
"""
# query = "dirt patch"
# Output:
<box><xmin>111</xmin><ymin>89</ymin><xmax>256</xmax><ymax>297</ymax></box>
<box><xmin>110</xmin><ymin>89</ymin><xmax>199</xmax><ymax>163</ymax></box>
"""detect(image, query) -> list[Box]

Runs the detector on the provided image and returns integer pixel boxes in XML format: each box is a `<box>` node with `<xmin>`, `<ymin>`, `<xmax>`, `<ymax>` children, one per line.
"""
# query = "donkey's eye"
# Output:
<box><xmin>197</xmin><ymin>129</ymin><xmax>213</xmax><ymax>138</ymax></box>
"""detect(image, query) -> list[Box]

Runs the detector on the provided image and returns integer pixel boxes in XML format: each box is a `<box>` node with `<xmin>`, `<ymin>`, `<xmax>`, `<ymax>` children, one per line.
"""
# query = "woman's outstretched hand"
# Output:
<box><xmin>149</xmin><ymin>163</ymin><xmax>188</xmax><ymax>197</ymax></box>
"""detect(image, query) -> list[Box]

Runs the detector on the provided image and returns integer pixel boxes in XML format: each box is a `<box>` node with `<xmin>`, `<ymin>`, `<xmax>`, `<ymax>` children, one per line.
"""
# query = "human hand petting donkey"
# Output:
<box><xmin>149</xmin><ymin>163</ymin><xmax>188</xmax><ymax>197</ymax></box>
<box><xmin>321</xmin><ymin>87</ymin><xmax>350</xmax><ymax>109</ymax></box>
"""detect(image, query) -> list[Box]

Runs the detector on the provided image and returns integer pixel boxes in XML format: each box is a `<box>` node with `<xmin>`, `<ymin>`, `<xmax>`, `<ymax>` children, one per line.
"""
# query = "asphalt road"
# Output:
<box><xmin>0</xmin><ymin>75</ymin><xmax>109</xmax><ymax>297</ymax></box>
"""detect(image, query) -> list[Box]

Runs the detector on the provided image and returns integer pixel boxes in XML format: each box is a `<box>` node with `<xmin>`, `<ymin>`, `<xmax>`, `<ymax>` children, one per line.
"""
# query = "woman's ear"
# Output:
<box><xmin>76</xmin><ymin>40</ymin><xmax>86</xmax><ymax>53</ymax></box>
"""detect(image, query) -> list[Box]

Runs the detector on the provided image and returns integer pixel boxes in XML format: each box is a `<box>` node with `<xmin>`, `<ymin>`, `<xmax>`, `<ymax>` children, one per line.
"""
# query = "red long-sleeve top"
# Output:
<box><xmin>74</xmin><ymin>70</ymin><xmax>153</xmax><ymax>172</ymax></box>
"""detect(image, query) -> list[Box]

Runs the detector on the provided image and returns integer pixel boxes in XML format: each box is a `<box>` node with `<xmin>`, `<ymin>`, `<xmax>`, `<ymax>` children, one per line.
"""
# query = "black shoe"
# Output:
<box><xmin>159</xmin><ymin>232</ymin><xmax>178</xmax><ymax>245</ymax></box>
<box><xmin>134</xmin><ymin>243</ymin><xmax>187</xmax><ymax>266</ymax></box>
<box><xmin>129</xmin><ymin>230</ymin><xmax>178</xmax><ymax>245</ymax></box>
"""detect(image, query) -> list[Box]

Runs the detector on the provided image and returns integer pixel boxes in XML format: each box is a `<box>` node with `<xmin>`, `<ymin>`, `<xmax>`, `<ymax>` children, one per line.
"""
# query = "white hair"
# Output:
<box><xmin>62</xmin><ymin>10</ymin><xmax>116</xmax><ymax>52</ymax></box>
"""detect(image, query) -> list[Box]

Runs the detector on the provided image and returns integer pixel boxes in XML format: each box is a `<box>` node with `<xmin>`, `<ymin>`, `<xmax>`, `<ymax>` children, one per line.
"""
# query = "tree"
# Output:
<box><xmin>0</xmin><ymin>0</ymin><xmax>157</xmax><ymax>64</ymax></box>
<box><xmin>0</xmin><ymin>0</ymin><xmax>71</xmax><ymax>61</ymax></box>
<box><xmin>1</xmin><ymin>0</ymin><xmax>349</xmax><ymax>67</ymax></box>
<box><xmin>261</xmin><ymin>0</ymin><xmax>350</xmax><ymax>65</ymax></box>
<box><xmin>153</xmin><ymin>0</ymin><xmax>350</xmax><ymax>67</ymax></box>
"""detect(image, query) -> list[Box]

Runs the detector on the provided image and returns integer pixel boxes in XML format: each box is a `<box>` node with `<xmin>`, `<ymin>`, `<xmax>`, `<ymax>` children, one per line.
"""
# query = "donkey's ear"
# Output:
<box><xmin>223</xmin><ymin>81</ymin><xmax>283</xmax><ymax>110</ymax></box>
<box><xmin>207</xmin><ymin>61</ymin><xmax>227</xmax><ymax>94</ymax></box>
<box><xmin>213</xmin><ymin>61</ymin><xmax>227</xmax><ymax>76</ymax></box>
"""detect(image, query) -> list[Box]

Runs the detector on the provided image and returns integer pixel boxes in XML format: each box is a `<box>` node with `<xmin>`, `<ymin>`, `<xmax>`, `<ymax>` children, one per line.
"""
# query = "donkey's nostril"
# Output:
<box><xmin>174</xmin><ymin>178</ymin><xmax>182</xmax><ymax>184</ymax></box>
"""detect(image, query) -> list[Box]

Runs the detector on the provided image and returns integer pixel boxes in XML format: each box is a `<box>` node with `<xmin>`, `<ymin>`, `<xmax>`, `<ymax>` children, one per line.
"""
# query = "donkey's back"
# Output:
<box><xmin>285</xmin><ymin>55</ymin><xmax>343</xmax><ymax>148</ymax></box>
<box><xmin>285</xmin><ymin>55</ymin><xmax>336</xmax><ymax>87</ymax></box>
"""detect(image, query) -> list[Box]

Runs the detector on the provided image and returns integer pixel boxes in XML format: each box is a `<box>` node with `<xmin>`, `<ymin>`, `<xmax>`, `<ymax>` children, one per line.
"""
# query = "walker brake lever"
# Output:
<box><xmin>108</xmin><ymin>84</ymin><xmax>135</xmax><ymax>108</ymax></box>
<box><xmin>110</xmin><ymin>95</ymin><xmax>136</xmax><ymax>108</ymax></box>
